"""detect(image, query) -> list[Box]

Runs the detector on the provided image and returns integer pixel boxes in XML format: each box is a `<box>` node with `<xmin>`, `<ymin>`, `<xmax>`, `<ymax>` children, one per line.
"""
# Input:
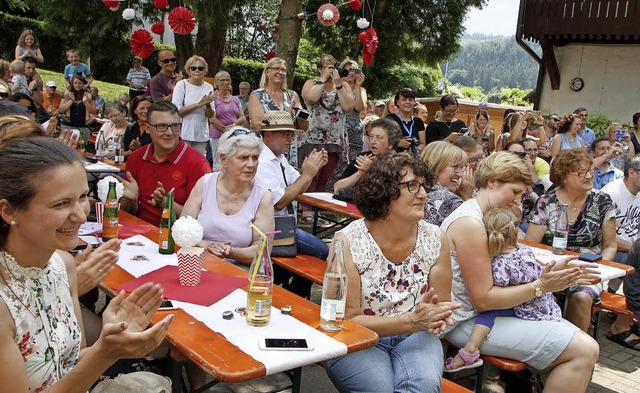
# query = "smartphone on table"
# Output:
<box><xmin>258</xmin><ymin>338</ymin><xmax>314</xmax><ymax>351</ymax></box>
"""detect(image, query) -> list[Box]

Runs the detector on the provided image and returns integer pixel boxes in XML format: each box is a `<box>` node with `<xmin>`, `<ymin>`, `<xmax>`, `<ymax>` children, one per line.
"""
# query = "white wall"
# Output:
<box><xmin>539</xmin><ymin>43</ymin><xmax>640</xmax><ymax>123</ymax></box>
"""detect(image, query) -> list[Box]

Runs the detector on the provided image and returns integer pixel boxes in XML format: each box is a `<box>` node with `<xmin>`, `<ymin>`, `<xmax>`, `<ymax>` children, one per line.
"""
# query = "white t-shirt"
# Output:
<box><xmin>172</xmin><ymin>80</ymin><xmax>214</xmax><ymax>142</ymax></box>
<box><xmin>601</xmin><ymin>178</ymin><xmax>640</xmax><ymax>245</ymax></box>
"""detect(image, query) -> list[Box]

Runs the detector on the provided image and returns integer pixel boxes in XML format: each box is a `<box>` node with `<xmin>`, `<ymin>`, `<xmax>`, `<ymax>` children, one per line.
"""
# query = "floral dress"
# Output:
<box><xmin>298</xmin><ymin>89</ymin><xmax>348</xmax><ymax>159</ymax></box>
<box><xmin>424</xmin><ymin>184</ymin><xmax>463</xmax><ymax>227</ymax></box>
<box><xmin>340</xmin><ymin>219</ymin><xmax>441</xmax><ymax>316</ymax></box>
<box><xmin>0</xmin><ymin>252</ymin><xmax>81</xmax><ymax>392</ymax></box>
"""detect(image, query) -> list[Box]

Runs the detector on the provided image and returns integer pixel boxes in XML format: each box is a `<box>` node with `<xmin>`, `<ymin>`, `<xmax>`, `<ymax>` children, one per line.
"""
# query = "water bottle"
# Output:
<box><xmin>246</xmin><ymin>240</ymin><xmax>273</xmax><ymax>327</ymax></box>
<box><xmin>320</xmin><ymin>239</ymin><xmax>348</xmax><ymax>332</ymax></box>
<box><xmin>115</xmin><ymin>135</ymin><xmax>124</xmax><ymax>163</ymax></box>
<box><xmin>552</xmin><ymin>204</ymin><xmax>569</xmax><ymax>252</ymax></box>
<box><xmin>96</xmin><ymin>129</ymin><xmax>106</xmax><ymax>157</ymax></box>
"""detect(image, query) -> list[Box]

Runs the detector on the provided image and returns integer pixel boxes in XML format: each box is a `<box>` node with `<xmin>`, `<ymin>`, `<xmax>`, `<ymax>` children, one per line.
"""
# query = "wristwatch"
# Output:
<box><xmin>532</xmin><ymin>280</ymin><xmax>543</xmax><ymax>298</ymax></box>
<box><xmin>314</xmin><ymin>79</ymin><xmax>324</xmax><ymax>85</ymax></box>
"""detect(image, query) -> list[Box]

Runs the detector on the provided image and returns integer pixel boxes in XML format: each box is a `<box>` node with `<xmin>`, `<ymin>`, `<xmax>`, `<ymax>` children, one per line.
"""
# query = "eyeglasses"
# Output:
<box><xmin>230</xmin><ymin>128</ymin><xmax>260</xmax><ymax>139</ymax></box>
<box><xmin>161</xmin><ymin>58</ymin><xmax>177</xmax><ymax>64</ymax></box>
<box><xmin>190</xmin><ymin>66</ymin><xmax>205</xmax><ymax>71</ymax></box>
<box><xmin>510</xmin><ymin>151</ymin><xmax>527</xmax><ymax>159</ymax></box>
<box><xmin>548</xmin><ymin>117</ymin><xmax>560</xmax><ymax>121</ymax></box>
<box><xmin>278</xmin><ymin>131</ymin><xmax>295</xmax><ymax>138</ymax></box>
<box><xmin>443</xmin><ymin>108</ymin><xmax>459</xmax><ymax>115</ymax></box>
<box><xmin>148</xmin><ymin>122</ymin><xmax>182</xmax><ymax>133</ymax></box>
<box><xmin>569</xmin><ymin>168</ymin><xmax>595</xmax><ymax>178</ymax></box>
<box><xmin>107</xmin><ymin>111</ymin><xmax>122</xmax><ymax>120</ymax></box>
<box><xmin>269</xmin><ymin>67</ymin><xmax>288</xmax><ymax>74</ymax></box>
<box><xmin>467</xmin><ymin>154</ymin><xmax>484</xmax><ymax>164</ymax></box>
<box><xmin>451</xmin><ymin>164</ymin><xmax>466</xmax><ymax>173</ymax></box>
<box><xmin>398</xmin><ymin>180</ymin><xmax>430</xmax><ymax>194</ymax></box>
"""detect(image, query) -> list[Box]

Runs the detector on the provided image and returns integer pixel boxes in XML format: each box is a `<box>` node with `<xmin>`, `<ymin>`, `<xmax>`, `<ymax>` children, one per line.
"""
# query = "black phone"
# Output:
<box><xmin>578</xmin><ymin>253</ymin><xmax>603</xmax><ymax>263</ymax></box>
<box><xmin>295</xmin><ymin>108</ymin><xmax>310</xmax><ymax>121</ymax></box>
<box><xmin>159</xmin><ymin>300</ymin><xmax>177</xmax><ymax>310</ymax></box>
<box><xmin>84</xmin><ymin>156</ymin><xmax>98</xmax><ymax>164</ymax></box>
<box><xmin>258</xmin><ymin>338</ymin><xmax>313</xmax><ymax>351</ymax></box>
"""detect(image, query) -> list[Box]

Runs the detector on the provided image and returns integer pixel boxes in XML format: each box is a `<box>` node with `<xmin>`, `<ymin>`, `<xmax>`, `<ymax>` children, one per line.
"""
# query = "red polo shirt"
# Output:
<box><xmin>125</xmin><ymin>140</ymin><xmax>211</xmax><ymax>225</ymax></box>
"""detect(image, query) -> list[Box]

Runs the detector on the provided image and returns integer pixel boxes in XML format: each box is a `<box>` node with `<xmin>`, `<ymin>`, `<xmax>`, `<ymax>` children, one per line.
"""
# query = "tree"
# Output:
<box><xmin>303</xmin><ymin>0</ymin><xmax>487</xmax><ymax>97</ymax></box>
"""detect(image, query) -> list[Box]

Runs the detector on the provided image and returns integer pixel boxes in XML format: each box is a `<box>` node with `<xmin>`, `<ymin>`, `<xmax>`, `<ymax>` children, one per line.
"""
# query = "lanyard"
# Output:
<box><xmin>395</xmin><ymin>113</ymin><xmax>414</xmax><ymax>137</ymax></box>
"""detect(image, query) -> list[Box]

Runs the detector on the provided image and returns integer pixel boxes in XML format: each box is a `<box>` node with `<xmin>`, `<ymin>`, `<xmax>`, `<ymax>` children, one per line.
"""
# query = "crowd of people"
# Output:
<box><xmin>2</xmin><ymin>28</ymin><xmax>640</xmax><ymax>393</ymax></box>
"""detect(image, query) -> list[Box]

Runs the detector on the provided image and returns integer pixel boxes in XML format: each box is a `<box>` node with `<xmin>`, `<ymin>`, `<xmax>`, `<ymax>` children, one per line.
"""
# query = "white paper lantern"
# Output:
<box><xmin>357</xmin><ymin>18</ymin><xmax>370</xmax><ymax>29</ymax></box>
<box><xmin>97</xmin><ymin>176</ymin><xmax>124</xmax><ymax>203</ymax></box>
<box><xmin>122</xmin><ymin>8</ymin><xmax>135</xmax><ymax>20</ymax></box>
<box><xmin>172</xmin><ymin>216</ymin><xmax>204</xmax><ymax>248</ymax></box>
<box><xmin>322</xmin><ymin>9</ymin><xmax>334</xmax><ymax>21</ymax></box>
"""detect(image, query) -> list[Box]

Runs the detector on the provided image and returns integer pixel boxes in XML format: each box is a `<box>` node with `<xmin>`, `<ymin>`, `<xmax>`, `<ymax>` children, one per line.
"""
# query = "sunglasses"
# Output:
<box><xmin>510</xmin><ymin>151</ymin><xmax>527</xmax><ymax>159</ymax></box>
<box><xmin>230</xmin><ymin>128</ymin><xmax>260</xmax><ymax>139</ymax></box>
<box><xmin>161</xmin><ymin>58</ymin><xmax>177</xmax><ymax>64</ymax></box>
<box><xmin>190</xmin><ymin>66</ymin><xmax>205</xmax><ymax>71</ymax></box>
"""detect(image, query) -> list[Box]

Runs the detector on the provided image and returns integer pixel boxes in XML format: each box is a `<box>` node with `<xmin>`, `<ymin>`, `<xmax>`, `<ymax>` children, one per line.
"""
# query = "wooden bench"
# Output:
<box><xmin>592</xmin><ymin>291</ymin><xmax>636</xmax><ymax>338</ymax></box>
<box><xmin>271</xmin><ymin>254</ymin><xmax>326</xmax><ymax>286</ymax></box>
<box><xmin>442</xmin><ymin>378</ymin><xmax>474</xmax><ymax>393</ymax></box>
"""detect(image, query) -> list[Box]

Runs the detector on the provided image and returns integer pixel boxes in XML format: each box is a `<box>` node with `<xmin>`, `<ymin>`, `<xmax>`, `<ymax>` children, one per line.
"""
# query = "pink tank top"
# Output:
<box><xmin>197</xmin><ymin>172</ymin><xmax>268</xmax><ymax>248</ymax></box>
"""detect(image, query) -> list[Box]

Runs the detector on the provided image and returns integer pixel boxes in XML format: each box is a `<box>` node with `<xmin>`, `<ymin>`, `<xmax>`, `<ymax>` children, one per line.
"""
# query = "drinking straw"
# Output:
<box><xmin>250</xmin><ymin>223</ymin><xmax>268</xmax><ymax>281</ymax></box>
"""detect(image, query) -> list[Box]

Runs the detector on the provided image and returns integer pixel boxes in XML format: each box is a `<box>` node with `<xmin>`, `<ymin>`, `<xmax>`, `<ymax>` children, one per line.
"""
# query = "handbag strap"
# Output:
<box><xmin>280</xmin><ymin>162</ymin><xmax>295</xmax><ymax>215</ymax></box>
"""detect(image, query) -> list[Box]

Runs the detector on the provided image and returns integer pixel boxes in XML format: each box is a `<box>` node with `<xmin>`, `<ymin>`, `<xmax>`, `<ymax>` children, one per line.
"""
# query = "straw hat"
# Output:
<box><xmin>260</xmin><ymin>111</ymin><xmax>304</xmax><ymax>132</ymax></box>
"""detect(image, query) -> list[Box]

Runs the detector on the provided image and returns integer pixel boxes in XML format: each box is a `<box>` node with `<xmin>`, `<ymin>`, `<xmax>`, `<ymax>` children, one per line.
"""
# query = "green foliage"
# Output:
<box><xmin>37</xmin><ymin>69</ymin><xmax>128</xmax><ymax>104</ymax></box>
<box><xmin>496</xmin><ymin>87</ymin><xmax>533</xmax><ymax>107</ymax></box>
<box><xmin>443</xmin><ymin>36</ymin><xmax>540</xmax><ymax>92</ymax></box>
<box><xmin>587</xmin><ymin>112</ymin><xmax>617</xmax><ymax>138</ymax></box>
<box><xmin>457</xmin><ymin>85</ymin><xmax>487</xmax><ymax>102</ymax></box>
<box><xmin>370</xmin><ymin>64</ymin><xmax>440</xmax><ymax>99</ymax></box>
<box><xmin>226</xmin><ymin>1</ymin><xmax>278</xmax><ymax>60</ymax></box>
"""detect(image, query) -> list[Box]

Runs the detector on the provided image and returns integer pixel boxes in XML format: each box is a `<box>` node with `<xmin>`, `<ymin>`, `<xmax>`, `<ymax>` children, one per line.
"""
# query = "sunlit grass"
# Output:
<box><xmin>37</xmin><ymin>69</ymin><xmax>129</xmax><ymax>106</ymax></box>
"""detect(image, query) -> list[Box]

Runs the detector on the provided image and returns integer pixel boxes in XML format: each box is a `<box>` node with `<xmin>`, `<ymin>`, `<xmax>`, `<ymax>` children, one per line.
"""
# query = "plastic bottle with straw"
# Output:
<box><xmin>246</xmin><ymin>223</ymin><xmax>274</xmax><ymax>327</ymax></box>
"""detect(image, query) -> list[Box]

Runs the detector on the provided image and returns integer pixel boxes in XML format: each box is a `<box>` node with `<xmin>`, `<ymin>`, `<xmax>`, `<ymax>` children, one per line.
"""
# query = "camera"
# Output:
<box><xmin>410</xmin><ymin>137</ymin><xmax>421</xmax><ymax>158</ymax></box>
<box><xmin>338</xmin><ymin>67</ymin><xmax>350</xmax><ymax>78</ymax></box>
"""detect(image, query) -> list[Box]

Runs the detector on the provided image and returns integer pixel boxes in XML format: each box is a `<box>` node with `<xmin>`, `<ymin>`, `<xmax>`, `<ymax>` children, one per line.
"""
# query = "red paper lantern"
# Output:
<box><xmin>358</xmin><ymin>28</ymin><xmax>378</xmax><ymax>65</ymax></box>
<box><xmin>151</xmin><ymin>22</ymin><xmax>165</xmax><ymax>35</ymax></box>
<box><xmin>153</xmin><ymin>0</ymin><xmax>168</xmax><ymax>10</ymax></box>
<box><xmin>130</xmin><ymin>29</ymin><xmax>155</xmax><ymax>59</ymax></box>
<box><xmin>258</xmin><ymin>25</ymin><xmax>266</xmax><ymax>31</ymax></box>
<box><xmin>168</xmin><ymin>6</ymin><xmax>196</xmax><ymax>35</ymax></box>
<box><xmin>102</xmin><ymin>0</ymin><xmax>119</xmax><ymax>11</ymax></box>
<box><xmin>266</xmin><ymin>51</ymin><xmax>276</xmax><ymax>61</ymax></box>
<box><xmin>349</xmin><ymin>0</ymin><xmax>362</xmax><ymax>11</ymax></box>
<box><xmin>317</xmin><ymin>3</ymin><xmax>340</xmax><ymax>26</ymax></box>
<box><xmin>275</xmin><ymin>18</ymin><xmax>280</xmax><ymax>24</ymax></box>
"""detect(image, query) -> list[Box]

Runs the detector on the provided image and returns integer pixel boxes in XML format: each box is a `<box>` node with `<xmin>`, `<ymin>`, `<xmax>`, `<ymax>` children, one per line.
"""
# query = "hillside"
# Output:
<box><xmin>441</xmin><ymin>35</ymin><xmax>540</xmax><ymax>93</ymax></box>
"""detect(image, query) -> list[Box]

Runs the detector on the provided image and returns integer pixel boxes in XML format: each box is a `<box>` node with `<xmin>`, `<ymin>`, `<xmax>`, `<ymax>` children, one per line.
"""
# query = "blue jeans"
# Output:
<box><xmin>296</xmin><ymin>227</ymin><xmax>328</xmax><ymax>260</ymax></box>
<box><xmin>324</xmin><ymin>331</ymin><xmax>443</xmax><ymax>393</ymax></box>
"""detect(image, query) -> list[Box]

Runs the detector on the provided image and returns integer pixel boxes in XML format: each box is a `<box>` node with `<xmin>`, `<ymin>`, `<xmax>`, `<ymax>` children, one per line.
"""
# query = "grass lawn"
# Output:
<box><xmin>37</xmin><ymin>69</ymin><xmax>129</xmax><ymax>105</ymax></box>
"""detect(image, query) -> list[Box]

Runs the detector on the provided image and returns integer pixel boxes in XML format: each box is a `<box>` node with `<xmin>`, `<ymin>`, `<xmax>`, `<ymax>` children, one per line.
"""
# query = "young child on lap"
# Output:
<box><xmin>444</xmin><ymin>208</ymin><xmax>562</xmax><ymax>372</ymax></box>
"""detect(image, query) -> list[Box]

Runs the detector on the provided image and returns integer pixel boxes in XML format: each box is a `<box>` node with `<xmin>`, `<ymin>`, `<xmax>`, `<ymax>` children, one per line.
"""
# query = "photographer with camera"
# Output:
<box><xmin>386</xmin><ymin>87</ymin><xmax>425</xmax><ymax>156</ymax></box>
<box><xmin>300</xmin><ymin>55</ymin><xmax>355</xmax><ymax>199</ymax></box>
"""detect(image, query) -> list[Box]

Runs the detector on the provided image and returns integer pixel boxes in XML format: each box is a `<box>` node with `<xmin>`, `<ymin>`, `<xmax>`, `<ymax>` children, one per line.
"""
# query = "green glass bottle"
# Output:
<box><xmin>102</xmin><ymin>182</ymin><xmax>119</xmax><ymax>242</ymax></box>
<box><xmin>158</xmin><ymin>190</ymin><xmax>175</xmax><ymax>254</ymax></box>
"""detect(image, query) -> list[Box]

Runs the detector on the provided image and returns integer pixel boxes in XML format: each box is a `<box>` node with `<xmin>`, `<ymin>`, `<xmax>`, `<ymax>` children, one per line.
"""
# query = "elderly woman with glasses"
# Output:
<box><xmin>210</xmin><ymin>70</ymin><xmax>245</xmax><ymax>166</ymax></box>
<box><xmin>171</xmin><ymin>55</ymin><xmax>215</xmax><ymax>156</ymax></box>
<box><xmin>324</xmin><ymin>154</ymin><xmax>458</xmax><ymax>393</ymax></box>
<box><xmin>526</xmin><ymin>148</ymin><xmax>617</xmax><ymax>332</ymax></box>
<box><xmin>425</xmin><ymin>95</ymin><xmax>466</xmax><ymax>145</ymax></box>
<box><xmin>420</xmin><ymin>141</ymin><xmax>466</xmax><ymax>226</ymax></box>
<box><xmin>97</xmin><ymin>102</ymin><xmax>129</xmax><ymax>159</ymax></box>
<box><xmin>182</xmin><ymin>127</ymin><xmax>274</xmax><ymax>265</ymax></box>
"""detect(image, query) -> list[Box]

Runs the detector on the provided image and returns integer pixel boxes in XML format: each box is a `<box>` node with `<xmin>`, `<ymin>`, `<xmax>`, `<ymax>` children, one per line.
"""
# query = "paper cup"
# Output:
<box><xmin>177</xmin><ymin>247</ymin><xmax>204</xmax><ymax>286</ymax></box>
<box><xmin>95</xmin><ymin>202</ymin><xmax>104</xmax><ymax>224</ymax></box>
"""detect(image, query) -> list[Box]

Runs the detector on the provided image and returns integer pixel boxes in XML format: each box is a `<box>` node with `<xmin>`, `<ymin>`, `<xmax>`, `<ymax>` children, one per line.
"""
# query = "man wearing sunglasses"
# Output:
<box><xmin>148</xmin><ymin>49</ymin><xmax>183</xmax><ymax>102</ymax></box>
<box><xmin>121</xmin><ymin>101</ymin><xmax>211</xmax><ymax>226</ymax></box>
<box><xmin>42</xmin><ymin>81</ymin><xmax>61</xmax><ymax>114</ymax></box>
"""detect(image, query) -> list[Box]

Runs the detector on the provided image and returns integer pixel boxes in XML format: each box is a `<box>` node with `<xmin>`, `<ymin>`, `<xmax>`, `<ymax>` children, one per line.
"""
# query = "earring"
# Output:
<box><xmin>10</xmin><ymin>221</ymin><xmax>16</xmax><ymax>225</ymax></box>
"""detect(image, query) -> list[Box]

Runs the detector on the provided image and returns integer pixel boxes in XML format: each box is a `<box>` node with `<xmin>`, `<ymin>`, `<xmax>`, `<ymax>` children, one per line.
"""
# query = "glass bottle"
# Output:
<box><xmin>96</xmin><ymin>129</ymin><xmax>106</xmax><ymax>157</ymax></box>
<box><xmin>158</xmin><ymin>190</ymin><xmax>175</xmax><ymax>254</ymax></box>
<box><xmin>552</xmin><ymin>204</ymin><xmax>569</xmax><ymax>252</ymax></box>
<box><xmin>114</xmin><ymin>135</ymin><xmax>124</xmax><ymax>163</ymax></box>
<box><xmin>77</xmin><ymin>136</ymin><xmax>85</xmax><ymax>154</ymax></box>
<box><xmin>246</xmin><ymin>241</ymin><xmax>273</xmax><ymax>327</ymax></box>
<box><xmin>102</xmin><ymin>182</ymin><xmax>119</xmax><ymax>241</ymax></box>
<box><xmin>320</xmin><ymin>239</ymin><xmax>348</xmax><ymax>332</ymax></box>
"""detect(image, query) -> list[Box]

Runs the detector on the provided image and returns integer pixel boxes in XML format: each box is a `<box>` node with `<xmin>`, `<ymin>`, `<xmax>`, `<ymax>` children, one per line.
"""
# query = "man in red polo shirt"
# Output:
<box><xmin>121</xmin><ymin>100</ymin><xmax>211</xmax><ymax>225</ymax></box>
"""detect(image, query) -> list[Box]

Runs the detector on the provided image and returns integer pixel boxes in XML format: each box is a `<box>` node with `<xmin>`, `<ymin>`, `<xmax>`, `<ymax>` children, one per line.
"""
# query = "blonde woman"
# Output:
<box><xmin>210</xmin><ymin>70</ymin><xmax>244</xmax><ymax>165</ymax></box>
<box><xmin>171</xmin><ymin>55</ymin><xmax>215</xmax><ymax>155</ymax></box>
<box><xmin>605</xmin><ymin>122</ymin><xmax>635</xmax><ymax>170</ymax></box>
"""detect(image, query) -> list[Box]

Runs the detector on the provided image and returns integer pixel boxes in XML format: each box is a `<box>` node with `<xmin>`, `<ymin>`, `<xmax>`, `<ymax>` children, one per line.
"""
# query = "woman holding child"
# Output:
<box><xmin>442</xmin><ymin>151</ymin><xmax>599</xmax><ymax>393</ymax></box>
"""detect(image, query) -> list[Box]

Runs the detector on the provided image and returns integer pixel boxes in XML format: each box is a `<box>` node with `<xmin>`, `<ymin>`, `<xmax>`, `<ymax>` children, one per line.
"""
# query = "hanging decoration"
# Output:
<box><xmin>266</xmin><ymin>51</ymin><xmax>276</xmax><ymax>61</ymax></box>
<box><xmin>122</xmin><ymin>8</ymin><xmax>135</xmax><ymax>20</ymax></box>
<box><xmin>296</xmin><ymin>11</ymin><xmax>311</xmax><ymax>20</ymax></box>
<box><xmin>130</xmin><ymin>29</ymin><xmax>155</xmax><ymax>59</ymax></box>
<box><xmin>168</xmin><ymin>6</ymin><xmax>196</xmax><ymax>35</ymax></box>
<box><xmin>358</xmin><ymin>27</ymin><xmax>378</xmax><ymax>65</ymax></box>
<box><xmin>102</xmin><ymin>0</ymin><xmax>119</xmax><ymax>11</ymax></box>
<box><xmin>151</xmin><ymin>22</ymin><xmax>165</xmax><ymax>35</ymax></box>
<box><xmin>153</xmin><ymin>0</ymin><xmax>168</xmax><ymax>10</ymax></box>
<box><xmin>317</xmin><ymin>3</ymin><xmax>340</xmax><ymax>26</ymax></box>
<box><xmin>274</xmin><ymin>27</ymin><xmax>280</xmax><ymax>34</ymax></box>
<box><xmin>349</xmin><ymin>0</ymin><xmax>362</xmax><ymax>10</ymax></box>
<box><xmin>357</xmin><ymin>18</ymin><xmax>370</xmax><ymax>29</ymax></box>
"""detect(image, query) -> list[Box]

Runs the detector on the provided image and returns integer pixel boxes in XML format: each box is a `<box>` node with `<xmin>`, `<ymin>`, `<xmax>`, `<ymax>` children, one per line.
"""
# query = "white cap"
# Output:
<box><xmin>45</xmin><ymin>81</ymin><xmax>57</xmax><ymax>88</ymax></box>
<box><xmin>375</xmin><ymin>100</ymin><xmax>385</xmax><ymax>107</ymax></box>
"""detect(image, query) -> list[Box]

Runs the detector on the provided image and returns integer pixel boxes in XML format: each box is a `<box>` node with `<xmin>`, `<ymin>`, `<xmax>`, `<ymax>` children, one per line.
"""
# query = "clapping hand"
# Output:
<box><xmin>57</xmin><ymin>127</ymin><xmax>79</xmax><ymax>148</ymax></box>
<box><xmin>206</xmin><ymin>241</ymin><xmax>231</xmax><ymax>258</ymax></box>
<box><xmin>301</xmin><ymin>148</ymin><xmax>328</xmax><ymax>177</ymax></box>
<box><xmin>148</xmin><ymin>181</ymin><xmax>166</xmax><ymax>207</ymax></box>
<box><xmin>116</xmin><ymin>171</ymin><xmax>139</xmax><ymax>202</ymax></box>
<box><xmin>75</xmin><ymin>238</ymin><xmax>121</xmax><ymax>296</ymax></box>
<box><xmin>410</xmin><ymin>288</ymin><xmax>460</xmax><ymax>335</ymax></box>
<box><xmin>355</xmin><ymin>154</ymin><xmax>374</xmax><ymax>173</ymax></box>
<box><xmin>199</xmin><ymin>93</ymin><xmax>215</xmax><ymax>107</ymax></box>
<box><xmin>537</xmin><ymin>256</ymin><xmax>598</xmax><ymax>292</ymax></box>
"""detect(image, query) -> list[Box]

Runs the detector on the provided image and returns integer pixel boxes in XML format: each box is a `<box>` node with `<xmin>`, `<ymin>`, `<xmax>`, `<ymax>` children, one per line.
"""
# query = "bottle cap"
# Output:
<box><xmin>280</xmin><ymin>305</ymin><xmax>292</xmax><ymax>315</ymax></box>
<box><xmin>222</xmin><ymin>310</ymin><xmax>234</xmax><ymax>320</ymax></box>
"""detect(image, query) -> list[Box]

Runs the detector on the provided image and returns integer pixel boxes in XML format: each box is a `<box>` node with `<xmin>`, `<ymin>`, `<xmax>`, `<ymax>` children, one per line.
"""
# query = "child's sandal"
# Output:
<box><xmin>443</xmin><ymin>348</ymin><xmax>484</xmax><ymax>373</ymax></box>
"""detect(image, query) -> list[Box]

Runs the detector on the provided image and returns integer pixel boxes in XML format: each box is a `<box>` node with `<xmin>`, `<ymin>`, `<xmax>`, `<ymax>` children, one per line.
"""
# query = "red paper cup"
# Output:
<box><xmin>95</xmin><ymin>202</ymin><xmax>104</xmax><ymax>224</ymax></box>
<box><xmin>177</xmin><ymin>250</ymin><xmax>203</xmax><ymax>286</ymax></box>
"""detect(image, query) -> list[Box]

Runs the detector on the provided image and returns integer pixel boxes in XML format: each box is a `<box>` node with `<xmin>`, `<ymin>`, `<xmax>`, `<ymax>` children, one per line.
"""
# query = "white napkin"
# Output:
<box><xmin>530</xmin><ymin>246</ymin><xmax>626</xmax><ymax>281</ymax></box>
<box><xmin>117</xmin><ymin>234</ymin><xmax>178</xmax><ymax>278</ymax></box>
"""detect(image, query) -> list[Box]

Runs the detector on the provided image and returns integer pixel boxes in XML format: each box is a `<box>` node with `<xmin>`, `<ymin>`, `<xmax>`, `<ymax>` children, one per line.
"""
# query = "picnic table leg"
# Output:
<box><xmin>312</xmin><ymin>208</ymin><xmax>319</xmax><ymax>235</ymax></box>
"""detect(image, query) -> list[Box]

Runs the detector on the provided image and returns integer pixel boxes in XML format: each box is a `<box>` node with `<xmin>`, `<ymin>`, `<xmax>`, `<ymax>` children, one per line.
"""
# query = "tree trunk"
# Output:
<box><xmin>168</xmin><ymin>0</ymin><xmax>194</xmax><ymax>69</ymax></box>
<box><xmin>195</xmin><ymin>25</ymin><xmax>226</xmax><ymax>77</ymax></box>
<box><xmin>276</xmin><ymin>0</ymin><xmax>304</xmax><ymax>87</ymax></box>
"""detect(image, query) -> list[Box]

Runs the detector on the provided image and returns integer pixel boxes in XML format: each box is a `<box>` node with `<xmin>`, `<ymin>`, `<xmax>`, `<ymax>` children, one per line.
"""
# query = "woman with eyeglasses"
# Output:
<box><xmin>526</xmin><ymin>148</ymin><xmax>617</xmax><ymax>332</ymax></box>
<box><xmin>123</xmin><ymin>95</ymin><xmax>152</xmax><ymax>159</ymax></box>
<box><xmin>97</xmin><ymin>102</ymin><xmax>129</xmax><ymax>160</ymax></box>
<box><xmin>171</xmin><ymin>55</ymin><xmax>215</xmax><ymax>156</ymax></box>
<box><xmin>425</xmin><ymin>95</ymin><xmax>466</xmax><ymax>145</ymax></box>
<box><xmin>210</xmin><ymin>71</ymin><xmax>245</xmax><ymax>166</ymax></box>
<box><xmin>550</xmin><ymin>113</ymin><xmax>586</xmax><ymax>159</ymax></box>
<box><xmin>420</xmin><ymin>141</ymin><xmax>466</xmax><ymax>226</ymax></box>
<box><xmin>182</xmin><ymin>127</ymin><xmax>275</xmax><ymax>265</ymax></box>
<box><xmin>324</xmin><ymin>154</ymin><xmax>459</xmax><ymax>393</ymax></box>
<box><xmin>58</xmin><ymin>74</ymin><xmax>96</xmax><ymax>131</ymax></box>
<box><xmin>443</xmin><ymin>151</ymin><xmax>599</xmax><ymax>392</ymax></box>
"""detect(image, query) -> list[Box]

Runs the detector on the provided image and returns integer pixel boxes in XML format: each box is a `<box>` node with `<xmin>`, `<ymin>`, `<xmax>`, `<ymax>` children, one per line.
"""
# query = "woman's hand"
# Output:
<box><xmin>205</xmin><ymin>241</ymin><xmax>231</xmax><ymax>258</ymax></box>
<box><xmin>353</xmin><ymin>73</ymin><xmax>365</xmax><ymax>88</ymax></box>
<box><xmin>409</xmin><ymin>288</ymin><xmax>460</xmax><ymax>335</ymax></box>
<box><xmin>198</xmin><ymin>93</ymin><xmax>215</xmax><ymax>107</ymax></box>
<box><xmin>75</xmin><ymin>239</ymin><xmax>121</xmax><ymax>296</ymax></box>
<box><xmin>129</xmin><ymin>137</ymin><xmax>141</xmax><ymax>151</ymax></box>
<box><xmin>537</xmin><ymin>257</ymin><xmax>588</xmax><ymax>293</ymax></box>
